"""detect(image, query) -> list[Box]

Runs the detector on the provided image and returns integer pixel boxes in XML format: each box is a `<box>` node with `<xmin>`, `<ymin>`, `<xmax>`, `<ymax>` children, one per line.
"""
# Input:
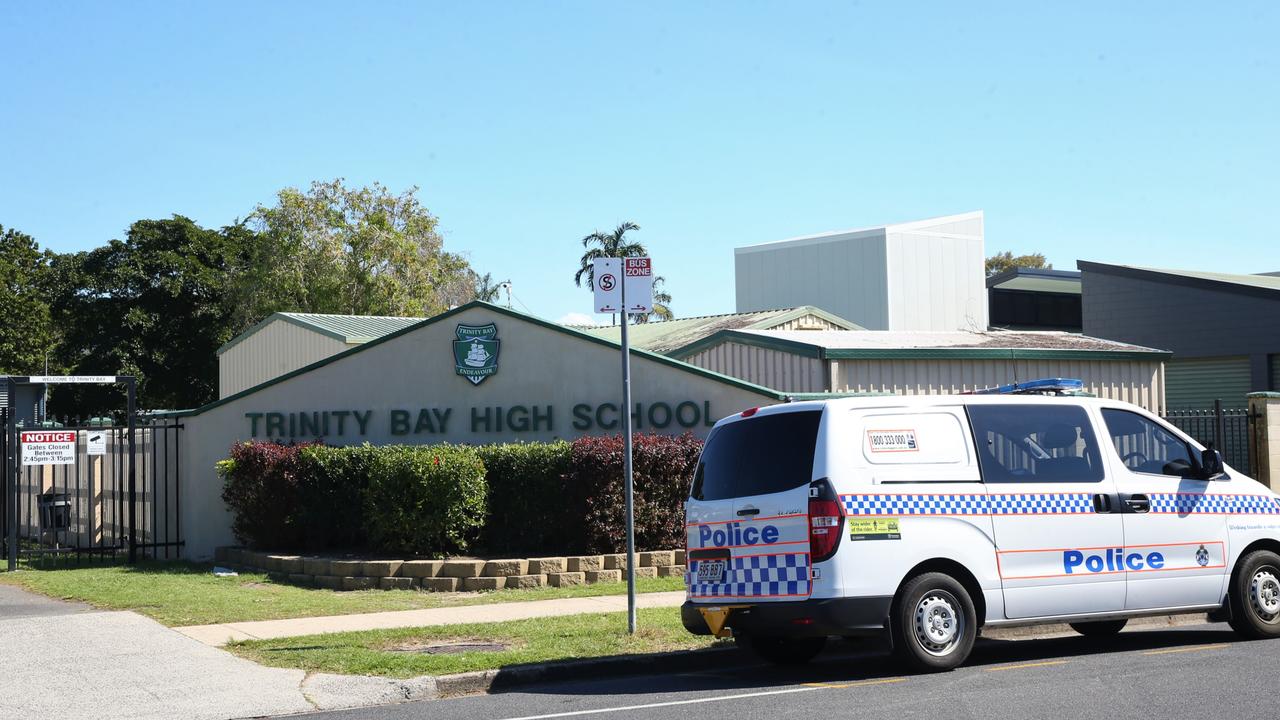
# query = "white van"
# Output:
<box><xmin>682</xmin><ymin>383</ymin><xmax>1280</xmax><ymax>671</ymax></box>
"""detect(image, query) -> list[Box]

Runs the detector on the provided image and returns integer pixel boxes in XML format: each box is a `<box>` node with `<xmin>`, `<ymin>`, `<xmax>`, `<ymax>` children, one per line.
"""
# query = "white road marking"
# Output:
<box><xmin>494</xmin><ymin>686</ymin><xmax>825</xmax><ymax>720</ymax></box>
<box><xmin>1142</xmin><ymin>643</ymin><xmax>1230</xmax><ymax>656</ymax></box>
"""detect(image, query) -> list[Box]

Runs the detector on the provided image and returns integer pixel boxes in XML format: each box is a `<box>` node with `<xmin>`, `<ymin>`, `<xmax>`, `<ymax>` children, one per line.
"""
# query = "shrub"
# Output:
<box><xmin>476</xmin><ymin>442</ymin><xmax>576</xmax><ymax>555</ymax></box>
<box><xmin>573</xmin><ymin>433</ymin><xmax>703</xmax><ymax>554</ymax></box>
<box><xmin>296</xmin><ymin>444</ymin><xmax>383</xmax><ymax>551</ymax></box>
<box><xmin>362</xmin><ymin>444</ymin><xmax>488</xmax><ymax>556</ymax></box>
<box><xmin>218</xmin><ymin>441</ymin><xmax>318</xmax><ymax>550</ymax></box>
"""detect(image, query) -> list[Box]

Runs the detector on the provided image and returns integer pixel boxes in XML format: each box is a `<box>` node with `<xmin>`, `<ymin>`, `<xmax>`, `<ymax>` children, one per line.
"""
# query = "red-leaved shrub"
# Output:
<box><xmin>218</xmin><ymin>441</ymin><xmax>318</xmax><ymax>550</ymax></box>
<box><xmin>573</xmin><ymin>433</ymin><xmax>703</xmax><ymax>554</ymax></box>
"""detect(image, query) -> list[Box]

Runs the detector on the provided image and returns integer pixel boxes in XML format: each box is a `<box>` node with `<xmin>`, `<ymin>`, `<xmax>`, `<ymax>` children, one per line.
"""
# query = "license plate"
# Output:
<box><xmin>697</xmin><ymin>559</ymin><xmax>726</xmax><ymax>584</ymax></box>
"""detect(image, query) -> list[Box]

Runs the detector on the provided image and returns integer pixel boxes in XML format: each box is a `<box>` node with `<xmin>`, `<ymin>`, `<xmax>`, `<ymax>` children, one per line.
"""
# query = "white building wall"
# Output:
<box><xmin>735</xmin><ymin>229</ymin><xmax>890</xmax><ymax>330</ymax></box>
<box><xmin>885</xmin><ymin>212</ymin><xmax>988</xmax><ymax>331</ymax></box>
<box><xmin>218</xmin><ymin>320</ymin><xmax>349</xmax><ymax>399</ymax></box>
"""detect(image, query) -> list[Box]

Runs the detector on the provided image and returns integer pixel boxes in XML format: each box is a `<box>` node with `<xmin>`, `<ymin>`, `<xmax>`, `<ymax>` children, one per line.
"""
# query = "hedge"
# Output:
<box><xmin>219</xmin><ymin>433</ymin><xmax>702</xmax><ymax>557</ymax></box>
<box><xmin>476</xmin><ymin>442</ymin><xmax>575</xmax><ymax>555</ymax></box>
<box><xmin>296</xmin><ymin>444</ymin><xmax>382</xmax><ymax>551</ymax></box>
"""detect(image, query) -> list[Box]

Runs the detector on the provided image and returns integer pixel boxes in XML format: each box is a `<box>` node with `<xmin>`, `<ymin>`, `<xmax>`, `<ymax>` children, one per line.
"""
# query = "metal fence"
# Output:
<box><xmin>2</xmin><ymin>410</ymin><xmax>183</xmax><ymax>566</ymax></box>
<box><xmin>1161</xmin><ymin>400</ymin><xmax>1255</xmax><ymax>477</ymax></box>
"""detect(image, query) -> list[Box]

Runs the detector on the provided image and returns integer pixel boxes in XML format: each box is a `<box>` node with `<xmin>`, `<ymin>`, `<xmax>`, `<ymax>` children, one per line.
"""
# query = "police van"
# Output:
<box><xmin>682</xmin><ymin>379</ymin><xmax>1280</xmax><ymax>671</ymax></box>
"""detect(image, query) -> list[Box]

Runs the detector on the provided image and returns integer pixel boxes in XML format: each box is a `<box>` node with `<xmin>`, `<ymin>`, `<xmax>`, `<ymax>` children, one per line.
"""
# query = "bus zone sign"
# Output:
<box><xmin>21</xmin><ymin>431</ymin><xmax>77</xmax><ymax>466</ymax></box>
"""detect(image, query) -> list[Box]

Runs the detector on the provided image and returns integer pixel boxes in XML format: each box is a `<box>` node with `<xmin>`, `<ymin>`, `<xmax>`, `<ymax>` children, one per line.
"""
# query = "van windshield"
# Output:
<box><xmin>690</xmin><ymin>410</ymin><xmax>822</xmax><ymax>501</ymax></box>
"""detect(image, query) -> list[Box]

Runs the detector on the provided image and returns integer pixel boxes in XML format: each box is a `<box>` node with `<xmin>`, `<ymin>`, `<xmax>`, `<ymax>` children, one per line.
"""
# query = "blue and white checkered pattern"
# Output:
<box><xmin>686</xmin><ymin>553</ymin><xmax>810</xmax><ymax>599</ymax></box>
<box><xmin>986</xmin><ymin>493</ymin><xmax>1094</xmax><ymax>515</ymax></box>
<box><xmin>840</xmin><ymin>493</ymin><xmax>1094</xmax><ymax>516</ymax></box>
<box><xmin>1149</xmin><ymin>493</ymin><xmax>1280</xmax><ymax>515</ymax></box>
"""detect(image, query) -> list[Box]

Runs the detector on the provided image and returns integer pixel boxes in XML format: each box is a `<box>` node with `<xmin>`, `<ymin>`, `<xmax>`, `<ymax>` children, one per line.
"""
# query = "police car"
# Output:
<box><xmin>682</xmin><ymin>379</ymin><xmax>1280</xmax><ymax>671</ymax></box>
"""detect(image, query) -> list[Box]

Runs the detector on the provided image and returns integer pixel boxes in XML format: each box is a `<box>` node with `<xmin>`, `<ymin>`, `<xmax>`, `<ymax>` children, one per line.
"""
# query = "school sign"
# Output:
<box><xmin>157</xmin><ymin>301</ymin><xmax>789</xmax><ymax>560</ymax></box>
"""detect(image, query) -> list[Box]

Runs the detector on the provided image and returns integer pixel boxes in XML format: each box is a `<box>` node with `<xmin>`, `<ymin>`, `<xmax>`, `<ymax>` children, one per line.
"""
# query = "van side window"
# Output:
<box><xmin>967</xmin><ymin>404</ymin><xmax>1105</xmax><ymax>483</ymax></box>
<box><xmin>1101</xmin><ymin>408</ymin><xmax>1198</xmax><ymax>478</ymax></box>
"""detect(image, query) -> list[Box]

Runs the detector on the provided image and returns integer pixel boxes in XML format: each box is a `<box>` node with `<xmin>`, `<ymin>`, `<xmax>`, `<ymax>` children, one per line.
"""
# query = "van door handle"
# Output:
<box><xmin>736</xmin><ymin>507</ymin><xmax>760</xmax><ymax>517</ymax></box>
<box><xmin>1091</xmin><ymin>494</ymin><xmax>1113</xmax><ymax>513</ymax></box>
<box><xmin>1123</xmin><ymin>494</ymin><xmax>1150</xmax><ymax>513</ymax></box>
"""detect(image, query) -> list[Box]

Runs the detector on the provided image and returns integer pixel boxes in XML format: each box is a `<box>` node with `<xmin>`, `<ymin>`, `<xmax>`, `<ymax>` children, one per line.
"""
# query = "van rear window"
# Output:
<box><xmin>690</xmin><ymin>410</ymin><xmax>822</xmax><ymax>501</ymax></box>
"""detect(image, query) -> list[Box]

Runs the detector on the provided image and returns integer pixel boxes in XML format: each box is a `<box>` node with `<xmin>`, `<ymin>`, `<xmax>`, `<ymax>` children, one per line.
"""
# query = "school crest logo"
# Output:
<box><xmin>453</xmin><ymin>323</ymin><xmax>500</xmax><ymax>386</ymax></box>
<box><xmin>1195</xmin><ymin>544</ymin><xmax>1210</xmax><ymax>567</ymax></box>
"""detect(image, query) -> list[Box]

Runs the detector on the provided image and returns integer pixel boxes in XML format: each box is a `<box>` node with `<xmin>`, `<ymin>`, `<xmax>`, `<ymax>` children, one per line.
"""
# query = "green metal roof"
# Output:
<box><xmin>217</xmin><ymin>312</ymin><xmax>423</xmax><ymax>355</ymax></box>
<box><xmin>161</xmin><ymin>301</ymin><xmax>793</xmax><ymax>418</ymax></box>
<box><xmin>670</xmin><ymin>328</ymin><xmax>1172</xmax><ymax>362</ymax></box>
<box><xmin>1078</xmin><ymin>262</ymin><xmax>1280</xmax><ymax>298</ymax></box>
<box><xmin>987</xmin><ymin>268</ymin><xmax>1082</xmax><ymax>295</ymax></box>
<box><xmin>575</xmin><ymin>306</ymin><xmax>863</xmax><ymax>354</ymax></box>
<box><xmin>1129</xmin><ymin>266</ymin><xmax>1280</xmax><ymax>291</ymax></box>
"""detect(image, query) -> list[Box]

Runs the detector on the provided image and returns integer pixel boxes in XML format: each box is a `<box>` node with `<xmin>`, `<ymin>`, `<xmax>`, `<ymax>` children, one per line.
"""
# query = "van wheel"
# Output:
<box><xmin>1069</xmin><ymin>620</ymin><xmax>1128</xmax><ymax>637</ymax></box>
<box><xmin>892</xmin><ymin>572</ymin><xmax>977</xmax><ymax>672</ymax></box>
<box><xmin>1228</xmin><ymin>550</ymin><xmax>1280</xmax><ymax>639</ymax></box>
<box><xmin>737</xmin><ymin>634</ymin><xmax>827</xmax><ymax>665</ymax></box>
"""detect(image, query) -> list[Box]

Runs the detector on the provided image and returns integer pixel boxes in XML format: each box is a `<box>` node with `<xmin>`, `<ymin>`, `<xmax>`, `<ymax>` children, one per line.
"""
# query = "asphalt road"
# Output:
<box><xmin>299</xmin><ymin>623</ymin><xmax>1280</xmax><ymax>720</ymax></box>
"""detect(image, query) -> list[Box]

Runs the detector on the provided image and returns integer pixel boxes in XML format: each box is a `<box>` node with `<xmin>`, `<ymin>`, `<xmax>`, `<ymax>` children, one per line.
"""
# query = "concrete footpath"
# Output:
<box><xmin>0</xmin><ymin>584</ymin><xmax>313</xmax><ymax>720</ymax></box>
<box><xmin>176</xmin><ymin>590</ymin><xmax>688</xmax><ymax>646</ymax></box>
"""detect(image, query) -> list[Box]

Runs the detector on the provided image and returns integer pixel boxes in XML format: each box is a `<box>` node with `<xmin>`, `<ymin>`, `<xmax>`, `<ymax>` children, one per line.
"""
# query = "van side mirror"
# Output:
<box><xmin>1200</xmin><ymin>446</ymin><xmax>1225</xmax><ymax>480</ymax></box>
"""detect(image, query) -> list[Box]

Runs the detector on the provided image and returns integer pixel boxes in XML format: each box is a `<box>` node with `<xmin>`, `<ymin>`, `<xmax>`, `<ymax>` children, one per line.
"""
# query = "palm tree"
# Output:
<box><xmin>574</xmin><ymin>222</ymin><xmax>646</xmax><ymax>291</ymax></box>
<box><xmin>636</xmin><ymin>276</ymin><xmax>673</xmax><ymax>323</ymax></box>
<box><xmin>473</xmin><ymin>272</ymin><xmax>504</xmax><ymax>303</ymax></box>
<box><xmin>575</xmin><ymin>222</ymin><xmax>648</xmax><ymax>325</ymax></box>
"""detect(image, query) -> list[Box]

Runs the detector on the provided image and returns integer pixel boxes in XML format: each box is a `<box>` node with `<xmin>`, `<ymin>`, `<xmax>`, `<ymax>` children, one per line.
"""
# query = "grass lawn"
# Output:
<box><xmin>229</xmin><ymin>606</ymin><xmax>723</xmax><ymax>677</ymax></box>
<box><xmin>0</xmin><ymin>561</ymin><xmax>684</xmax><ymax>627</ymax></box>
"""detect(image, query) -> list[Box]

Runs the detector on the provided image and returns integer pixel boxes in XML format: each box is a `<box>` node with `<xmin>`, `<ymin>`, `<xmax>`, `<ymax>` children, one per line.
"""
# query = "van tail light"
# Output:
<box><xmin>808</xmin><ymin>479</ymin><xmax>843</xmax><ymax>563</ymax></box>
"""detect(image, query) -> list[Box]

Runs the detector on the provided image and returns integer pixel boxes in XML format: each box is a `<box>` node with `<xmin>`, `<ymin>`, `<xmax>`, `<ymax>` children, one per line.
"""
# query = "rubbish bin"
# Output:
<box><xmin>38</xmin><ymin>492</ymin><xmax>72</xmax><ymax>532</ymax></box>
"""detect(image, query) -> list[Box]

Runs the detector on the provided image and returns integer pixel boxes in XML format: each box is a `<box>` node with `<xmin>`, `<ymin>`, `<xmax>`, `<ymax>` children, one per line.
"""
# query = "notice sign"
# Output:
<box><xmin>87</xmin><ymin>432</ymin><xmax>107</xmax><ymax>456</ymax></box>
<box><xmin>622</xmin><ymin>258</ymin><xmax>654</xmax><ymax>314</ymax></box>
<box><xmin>21</xmin><ymin>431</ymin><xmax>77</xmax><ymax>466</ymax></box>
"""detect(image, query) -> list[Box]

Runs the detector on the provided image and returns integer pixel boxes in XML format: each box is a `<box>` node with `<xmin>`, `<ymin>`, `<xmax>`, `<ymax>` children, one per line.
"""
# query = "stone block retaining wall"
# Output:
<box><xmin>215</xmin><ymin>547</ymin><xmax>687</xmax><ymax>592</ymax></box>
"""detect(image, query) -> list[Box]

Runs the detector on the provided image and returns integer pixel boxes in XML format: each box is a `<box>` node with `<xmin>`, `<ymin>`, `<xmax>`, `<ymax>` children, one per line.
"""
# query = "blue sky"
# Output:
<box><xmin>2</xmin><ymin>2</ymin><xmax>1276</xmax><ymax>323</ymax></box>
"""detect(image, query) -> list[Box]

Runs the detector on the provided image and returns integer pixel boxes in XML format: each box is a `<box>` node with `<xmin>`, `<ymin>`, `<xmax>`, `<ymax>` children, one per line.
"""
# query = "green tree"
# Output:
<box><xmin>233</xmin><ymin>179</ymin><xmax>473</xmax><ymax>329</ymax></box>
<box><xmin>0</xmin><ymin>225</ymin><xmax>55</xmax><ymax>375</ymax></box>
<box><xmin>472</xmin><ymin>272</ymin><xmax>505</xmax><ymax>303</ymax></box>
<box><xmin>47</xmin><ymin>217</ymin><xmax>252</xmax><ymax>414</ymax></box>
<box><xmin>985</xmin><ymin>251</ymin><xmax>1052</xmax><ymax>277</ymax></box>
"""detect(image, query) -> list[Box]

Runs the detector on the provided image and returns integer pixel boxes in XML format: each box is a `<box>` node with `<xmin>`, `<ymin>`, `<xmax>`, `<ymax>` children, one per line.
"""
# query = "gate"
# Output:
<box><xmin>3</xmin><ymin>376</ymin><xmax>183</xmax><ymax>569</ymax></box>
<box><xmin>1162</xmin><ymin>399</ymin><xmax>1256</xmax><ymax>477</ymax></box>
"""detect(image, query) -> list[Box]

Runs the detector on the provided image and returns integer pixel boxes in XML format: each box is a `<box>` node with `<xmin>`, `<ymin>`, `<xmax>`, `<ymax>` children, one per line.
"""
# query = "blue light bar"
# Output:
<box><xmin>967</xmin><ymin>378</ymin><xmax>1085</xmax><ymax>395</ymax></box>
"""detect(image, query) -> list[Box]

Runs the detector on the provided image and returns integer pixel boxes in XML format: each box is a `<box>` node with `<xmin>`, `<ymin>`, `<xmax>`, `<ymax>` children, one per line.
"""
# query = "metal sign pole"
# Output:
<box><xmin>620</xmin><ymin>268</ymin><xmax>637</xmax><ymax>635</ymax></box>
<box><xmin>126</xmin><ymin>378</ymin><xmax>137</xmax><ymax>564</ymax></box>
<box><xmin>7</xmin><ymin>377</ymin><xmax>16</xmax><ymax>571</ymax></box>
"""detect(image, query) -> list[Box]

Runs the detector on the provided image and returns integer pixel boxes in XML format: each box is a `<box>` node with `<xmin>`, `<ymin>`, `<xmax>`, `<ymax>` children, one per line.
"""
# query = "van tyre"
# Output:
<box><xmin>1228</xmin><ymin>549</ymin><xmax>1280</xmax><ymax>639</ymax></box>
<box><xmin>1069</xmin><ymin>620</ymin><xmax>1127</xmax><ymax>637</ymax></box>
<box><xmin>892</xmin><ymin>572</ymin><xmax>977</xmax><ymax>672</ymax></box>
<box><xmin>737</xmin><ymin>634</ymin><xmax>827</xmax><ymax>665</ymax></box>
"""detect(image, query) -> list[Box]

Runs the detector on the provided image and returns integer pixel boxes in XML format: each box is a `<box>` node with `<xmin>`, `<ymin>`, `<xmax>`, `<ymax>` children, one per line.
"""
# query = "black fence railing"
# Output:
<box><xmin>2</xmin><ymin>413</ymin><xmax>183</xmax><ymax>566</ymax></box>
<box><xmin>1161</xmin><ymin>401</ymin><xmax>1255</xmax><ymax>477</ymax></box>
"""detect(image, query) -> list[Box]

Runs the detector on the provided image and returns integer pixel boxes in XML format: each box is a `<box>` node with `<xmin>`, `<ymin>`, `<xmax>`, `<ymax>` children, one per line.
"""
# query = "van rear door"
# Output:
<box><xmin>685</xmin><ymin>408</ymin><xmax>822</xmax><ymax>604</ymax></box>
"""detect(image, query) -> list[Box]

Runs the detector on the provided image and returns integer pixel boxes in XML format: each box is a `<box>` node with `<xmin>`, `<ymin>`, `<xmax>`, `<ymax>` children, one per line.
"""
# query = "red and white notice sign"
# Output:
<box><xmin>622</xmin><ymin>258</ymin><xmax>654</xmax><ymax>314</ymax></box>
<box><xmin>21</xmin><ymin>431</ymin><xmax>76</xmax><ymax>466</ymax></box>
